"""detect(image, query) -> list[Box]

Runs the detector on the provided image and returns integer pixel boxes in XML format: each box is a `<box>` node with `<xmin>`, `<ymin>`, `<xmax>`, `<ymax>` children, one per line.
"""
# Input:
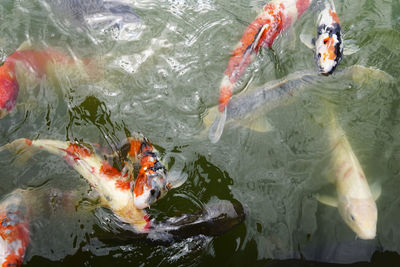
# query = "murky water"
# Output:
<box><xmin>0</xmin><ymin>0</ymin><xmax>400</xmax><ymax>265</ymax></box>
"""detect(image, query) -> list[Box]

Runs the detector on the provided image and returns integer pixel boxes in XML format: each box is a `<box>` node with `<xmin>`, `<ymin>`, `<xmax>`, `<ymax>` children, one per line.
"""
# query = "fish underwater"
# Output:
<box><xmin>317</xmin><ymin>112</ymin><xmax>380</xmax><ymax>240</ymax></box>
<box><xmin>0</xmin><ymin>190</ymin><xmax>29</xmax><ymax>267</ymax></box>
<box><xmin>0</xmin><ymin>136</ymin><xmax>170</xmax><ymax>232</ymax></box>
<box><xmin>0</xmin><ymin>43</ymin><xmax>100</xmax><ymax>119</ymax></box>
<box><xmin>204</xmin><ymin>65</ymin><xmax>391</xmax><ymax>142</ymax></box>
<box><xmin>300</xmin><ymin>0</ymin><xmax>358</xmax><ymax>74</ymax></box>
<box><xmin>210</xmin><ymin>0</ymin><xmax>314</xmax><ymax>143</ymax></box>
<box><xmin>43</xmin><ymin>0</ymin><xmax>142</xmax><ymax>41</ymax></box>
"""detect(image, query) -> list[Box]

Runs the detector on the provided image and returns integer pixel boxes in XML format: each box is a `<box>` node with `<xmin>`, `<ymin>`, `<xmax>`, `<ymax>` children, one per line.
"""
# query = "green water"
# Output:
<box><xmin>0</xmin><ymin>0</ymin><xmax>400</xmax><ymax>265</ymax></box>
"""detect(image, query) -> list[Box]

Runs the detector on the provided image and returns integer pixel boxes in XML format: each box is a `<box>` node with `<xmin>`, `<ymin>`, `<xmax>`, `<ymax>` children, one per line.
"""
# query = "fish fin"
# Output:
<box><xmin>0</xmin><ymin>138</ymin><xmax>37</xmax><ymax>166</ymax></box>
<box><xmin>251</xmin><ymin>23</ymin><xmax>269</xmax><ymax>50</ymax></box>
<box><xmin>16</xmin><ymin>40</ymin><xmax>32</xmax><ymax>51</ymax></box>
<box><xmin>237</xmin><ymin>117</ymin><xmax>273</xmax><ymax>133</ymax></box>
<box><xmin>300</xmin><ymin>33</ymin><xmax>315</xmax><ymax>50</ymax></box>
<box><xmin>347</xmin><ymin>65</ymin><xmax>394</xmax><ymax>85</ymax></box>
<box><xmin>208</xmin><ymin>107</ymin><xmax>227</xmax><ymax>144</ymax></box>
<box><xmin>167</xmin><ymin>169</ymin><xmax>188</xmax><ymax>189</ymax></box>
<box><xmin>370</xmin><ymin>182</ymin><xmax>381</xmax><ymax>201</ymax></box>
<box><xmin>316</xmin><ymin>194</ymin><xmax>338</xmax><ymax>207</ymax></box>
<box><xmin>288</xmin><ymin>26</ymin><xmax>297</xmax><ymax>50</ymax></box>
<box><xmin>343</xmin><ymin>40</ymin><xmax>360</xmax><ymax>55</ymax></box>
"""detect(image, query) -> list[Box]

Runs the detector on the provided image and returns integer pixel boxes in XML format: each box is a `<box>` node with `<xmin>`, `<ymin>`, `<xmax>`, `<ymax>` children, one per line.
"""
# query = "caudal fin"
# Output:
<box><xmin>208</xmin><ymin>108</ymin><xmax>227</xmax><ymax>143</ymax></box>
<box><xmin>0</xmin><ymin>138</ymin><xmax>36</xmax><ymax>166</ymax></box>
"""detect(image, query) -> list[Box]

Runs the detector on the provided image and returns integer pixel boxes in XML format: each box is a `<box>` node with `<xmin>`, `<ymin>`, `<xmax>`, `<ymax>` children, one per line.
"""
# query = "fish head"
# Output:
<box><xmin>0</xmin><ymin>68</ymin><xmax>19</xmax><ymax>118</ymax></box>
<box><xmin>314</xmin><ymin>23</ymin><xmax>343</xmax><ymax>75</ymax></box>
<box><xmin>133</xmin><ymin>164</ymin><xmax>170</xmax><ymax>209</ymax></box>
<box><xmin>339</xmin><ymin>196</ymin><xmax>377</xmax><ymax>240</ymax></box>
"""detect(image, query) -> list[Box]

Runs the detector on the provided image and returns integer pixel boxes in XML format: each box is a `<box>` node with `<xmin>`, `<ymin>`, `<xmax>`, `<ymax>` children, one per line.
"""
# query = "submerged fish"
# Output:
<box><xmin>0</xmin><ymin>190</ymin><xmax>29</xmax><ymax>267</ymax></box>
<box><xmin>0</xmin><ymin>136</ymin><xmax>170</xmax><ymax>232</ymax></box>
<box><xmin>317</xmin><ymin>114</ymin><xmax>379</xmax><ymax>239</ymax></box>
<box><xmin>0</xmin><ymin>44</ymin><xmax>99</xmax><ymax>119</ymax></box>
<box><xmin>44</xmin><ymin>0</ymin><xmax>142</xmax><ymax>40</ymax></box>
<box><xmin>205</xmin><ymin>65</ymin><xmax>393</xmax><ymax>142</ymax></box>
<box><xmin>300</xmin><ymin>0</ymin><xmax>359</xmax><ymax>74</ymax></box>
<box><xmin>210</xmin><ymin>0</ymin><xmax>314</xmax><ymax>143</ymax></box>
<box><xmin>120</xmin><ymin>136</ymin><xmax>171</xmax><ymax>209</ymax></box>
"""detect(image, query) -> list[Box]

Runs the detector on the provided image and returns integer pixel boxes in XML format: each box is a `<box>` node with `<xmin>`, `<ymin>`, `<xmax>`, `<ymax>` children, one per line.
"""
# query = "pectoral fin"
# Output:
<box><xmin>300</xmin><ymin>34</ymin><xmax>315</xmax><ymax>50</ymax></box>
<box><xmin>370</xmin><ymin>182</ymin><xmax>381</xmax><ymax>201</ymax></box>
<box><xmin>316</xmin><ymin>194</ymin><xmax>338</xmax><ymax>207</ymax></box>
<box><xmin>237</xmin><ymin>117</ymin><xmax>273</xmax><ymax>133</ymax></box>
<box><xmin>251</xmin><ymin>24</ymin><xmax>269</xmax><ymax>50</ymax></box>
<box><xmin>17</xmin><ymin>40</ymin><xmax>32</xmax><ymax>51</ymax></box>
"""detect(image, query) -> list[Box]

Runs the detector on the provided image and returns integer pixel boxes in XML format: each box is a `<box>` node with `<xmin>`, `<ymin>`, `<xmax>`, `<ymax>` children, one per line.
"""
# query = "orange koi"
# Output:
<box><xmin>210</xmin><ymin>0</ymin><xmax>313</xmax><ymax>143</ymax></box>
<box><xmin>0</xmin><ymin>46</ymin><xmax>98</xmax><ymax>119</ymax></box>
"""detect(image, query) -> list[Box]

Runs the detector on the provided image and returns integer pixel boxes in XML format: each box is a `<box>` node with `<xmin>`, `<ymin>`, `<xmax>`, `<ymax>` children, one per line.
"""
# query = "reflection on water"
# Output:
<box><xmin>0</xmin><ymin>0</ymin><xmax>400</xmax><ymax>265</ymax></box>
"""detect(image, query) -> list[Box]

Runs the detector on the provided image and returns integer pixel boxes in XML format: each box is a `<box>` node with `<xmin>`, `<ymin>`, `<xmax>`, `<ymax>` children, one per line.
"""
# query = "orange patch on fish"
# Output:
<box><xmin>24</xmin><ymin>139</ymin><xmax>32</xmax><ymax>146</ymax></box>
<box><xmin>65</xmin><ymin>143</ymin><xmax>92</xmax><ymax>158</ymax></box>
<box><xmin>128</xmin><ymin>139</ymin><xmax>142</xmax><ymax>158</ymax></box>
<box><xmin>296</xmin><ymin>0</ymin><xmax>310</xmax><ymax>18</ymax></box>
<box><xmin>329</xmin><ymin>9</ymin><xmax>340</xmax><ymax>24</ymax></box>
<box><xmin>322</xmin><ymin>37</ymin><xmax>337</xmax><ymax>61</ymax></box>
<box><xmin>134</xmin><ymin>171</ymin><xmax>147</xmax><ymax>197</ymax></box>
<box><xmin>218</xmin><ymin>84</ymin><xmax>233</xmax><ymax>112</ymax></box>
<box><xmin>115</xmin><ymin>180</ymin><xmax>131</xmax><ymax>191</ymax></box>
<box><xmin>99</xmin><ymin>161</ymin><xmax>120</xmax><ymax>178</ymax></box>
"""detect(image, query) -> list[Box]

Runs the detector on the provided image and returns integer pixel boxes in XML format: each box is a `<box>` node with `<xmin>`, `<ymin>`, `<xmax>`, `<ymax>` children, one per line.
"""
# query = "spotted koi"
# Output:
<box><xmin>209</xmin><ymin>0</ymin><xmax>313</xmax><ymax>143</ymax></box>
<box><xmin>124</xmin><ymin>137</ymin><xmax>170</xmax><ymax>209</ymax></box>
<box><xmin>0</xmin><ymin>190</ymin><xmax>29</xmax><ymax>267</ymax></box>
<box><xmin>0</xmin><ymin>137</ymin><xmax>169</xmax><ymax>232</ymax></box>
<box><xmin>313</xmin><ymin>0</ymin><xmax>343</xmax><ymax>74</ymax></box>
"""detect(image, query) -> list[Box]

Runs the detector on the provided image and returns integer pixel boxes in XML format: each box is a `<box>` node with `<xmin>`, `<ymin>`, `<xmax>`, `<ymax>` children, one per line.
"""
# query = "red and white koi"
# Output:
<box><xmin>122</xmin><ymin>137</ymin><xmax>170</xmax><ymax>209</ymax></box>
<box><xmin>0</xmin><ymin>190</ymin><xmax>29</xmax><ymax>267</ymax></box>
<box><xmin>210</xmin><ymin>0</ymin><xmax>313</xmax><ymax>143</ymax></box>
<box><xmin>0</xmin><ymin>137</ymin><xmax>169</xmax><ymax>232</ymax></box>
<box><xmin>0</xmin><ymin>45</ymin><xmax>98</xmax><ymax>119</ymax></box>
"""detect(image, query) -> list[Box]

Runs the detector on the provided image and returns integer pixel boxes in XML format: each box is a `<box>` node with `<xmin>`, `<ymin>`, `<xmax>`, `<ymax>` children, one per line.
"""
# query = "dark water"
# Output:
<box><xmin>0</xmin><ymin>0</ymin><xmax>400</xmax><ymax>265</ymax></box>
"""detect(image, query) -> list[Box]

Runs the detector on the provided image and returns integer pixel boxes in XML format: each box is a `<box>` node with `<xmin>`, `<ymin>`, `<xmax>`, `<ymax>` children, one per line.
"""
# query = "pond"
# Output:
<box><xmin>0</xmin><ymin>0</ymin><xmax>400</xmax><ymax>265</ymax></box>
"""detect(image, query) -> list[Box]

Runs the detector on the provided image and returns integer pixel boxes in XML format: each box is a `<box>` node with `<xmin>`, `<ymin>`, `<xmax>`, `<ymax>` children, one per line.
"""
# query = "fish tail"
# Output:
<box><xmin>0</xmin><ymin>138</ymin><xmax>37</xmax><ymax>166</ymax></box>
<box><xmin>208</xmin><ymin>107</ymin><xmax>227</xmax><ymax>143</ymax></box>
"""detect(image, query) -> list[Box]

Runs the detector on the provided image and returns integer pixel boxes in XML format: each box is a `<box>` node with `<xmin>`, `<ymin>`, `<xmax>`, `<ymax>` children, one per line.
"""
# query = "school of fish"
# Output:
<box><xmin>0</xmin><ymin>0</ymin><xmax>392</xmax><ymax>265</ymax></box>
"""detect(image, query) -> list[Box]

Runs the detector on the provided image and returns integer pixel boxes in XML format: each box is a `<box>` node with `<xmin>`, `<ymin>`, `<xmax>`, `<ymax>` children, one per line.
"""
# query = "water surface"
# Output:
<box><xmin>0</xmin><ymin>0</ymin><xmax>400</xmax><ymax>265</ymax></box>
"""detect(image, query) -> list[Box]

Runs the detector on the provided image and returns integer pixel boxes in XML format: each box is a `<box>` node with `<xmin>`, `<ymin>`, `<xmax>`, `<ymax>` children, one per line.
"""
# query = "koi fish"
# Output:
<box><xmin>317</xmin><ymin>113</ymin><xmax>380</xmax><ymax>239</ymax></box>
<box><xmin>0</xmin><ymin>44</ymin><xmax>99</xmax><ymax>119</ymax></box>
<box><xmin>210</xmin><ymin>0</ymin><xmax>314</xmax><ymax>143</ymax></box>
<box><xmin>205</xmin><ymin>65</ymin><xmax>391</xmax><ymax>142</ymax></box>
<box><xmin>44</xmin><ymin>0</ymin><xmax>142</xmax><ymax>41</ymax></box>
<box><xmin>0</xmin><ymin>189</ymin><xmax>29</xmax><ymax>267</ymax></box>
<box><xmin>300</xmin><ymin>0</ymin><xmax>358</xmax><ymax>74</ymax></box>
<box><xmin>0</xmin><ymin>137</ymin><xmax>170</xmax><ymax>232</ymax></box>
<box><xmin>121</xmin><ymin>137</ymin><xmax>171</xmax><ymax>209</ymax></box>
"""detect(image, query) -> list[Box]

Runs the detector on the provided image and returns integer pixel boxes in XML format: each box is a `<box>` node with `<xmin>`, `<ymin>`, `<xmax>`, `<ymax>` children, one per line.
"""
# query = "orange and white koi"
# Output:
<box><xmin>122</xmin><ymin>137</ymin><xmax>170</xmax><ymax>209</ymax></box>
<box><xmin>0</xmin><ymin>137</ymin><xmax>170</xmax><ymax>232</ymax></box>
<box><xmin>300</xmin><ymin>0</ymin><xmax>343</xmax><ymax>75</ymax></box>
<box><xmin>0</xmin><ymin>189</ymin><xmax>29</xmax><ymax>267</ymax></box>
<box><xmin>313</xmin><ymin>0</ymin><xmax>343</xmax><ymax>74</ymax></box>
<box><xmin>0</xmin><ymin>46</ymin><xmax>97</xmax><ymax>119</ymax></box>
<box><xmin>210</xmin><ymin>0</ymin><xmax>313</xmax><ymax>143</ymax></box>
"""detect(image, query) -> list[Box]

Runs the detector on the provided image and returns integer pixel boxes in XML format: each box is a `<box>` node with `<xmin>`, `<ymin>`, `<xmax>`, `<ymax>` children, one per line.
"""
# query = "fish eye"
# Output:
<box><xmin>350</xmin><ymin>214</ymin><xmax>355</xmax><ymax>221</ymax></box>
<box><xmin>150</xmin><ymin>189</ymin><xmax>156</xmax><ymax>196</ymax></box>
<box><xmin>317</xmin><ymin>53</ymin><xmax>321</xmax><ymax>59</ymax></box>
